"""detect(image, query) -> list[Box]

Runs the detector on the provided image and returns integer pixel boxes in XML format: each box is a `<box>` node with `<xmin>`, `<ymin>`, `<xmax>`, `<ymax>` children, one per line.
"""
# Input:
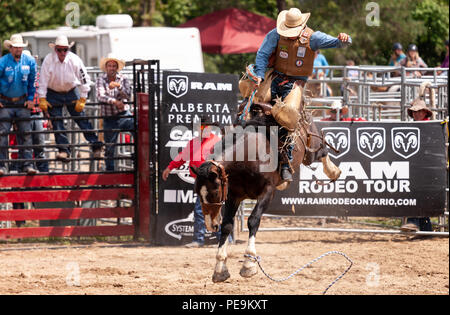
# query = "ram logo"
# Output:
<box><xmin>391</xmin><ymin>127</ymin><xmax>420</xmax><ymax>159</ymax></box>
<box><xmin>167</xmin><ymin>75</ymin><xmax>188</xmax><ymax>98</ymax></box>
<box><xmin>356</xmin><ymin>127</ymin><xmax>386</xmax><ymax>159</ymax></box>
<box><xmin>322</xmin><ymin>127</ymin><xmax>350</xmax><ymax>159</ymax></box>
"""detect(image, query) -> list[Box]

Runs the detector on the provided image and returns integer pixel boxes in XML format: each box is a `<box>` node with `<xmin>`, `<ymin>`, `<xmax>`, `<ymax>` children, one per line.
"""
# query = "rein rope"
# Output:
<box><xmin>239</xmin><ymin>64</ymin><xmax>260</xmax><ymax>121</ymax></box>
<box><xmin>244</xmin><ymin>251</ymin><xmax>353</xmax><ymax>295</ymax></box>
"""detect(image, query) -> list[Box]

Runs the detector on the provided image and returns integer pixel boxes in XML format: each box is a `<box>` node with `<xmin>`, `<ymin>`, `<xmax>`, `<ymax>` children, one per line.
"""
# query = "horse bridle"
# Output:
<box><xmin>201</xmin><ymin>160</ymin><xmax>228</xmax><ymax>210</ymax></box>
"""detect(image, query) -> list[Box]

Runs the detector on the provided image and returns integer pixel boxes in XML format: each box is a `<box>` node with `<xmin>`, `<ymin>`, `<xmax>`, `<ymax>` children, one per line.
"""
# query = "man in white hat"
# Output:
<box><xmin>38</xmin><ymin>35</ymin><xmax>102</xmax><ymax>161</ymax></box>
<box><xmin>252</xmin><ymin>8</ymin><xmax>352</xmax><ymax>181</ymax></box>
<box><xmin>0</xmin><ymin>34</ymin><xmax>38</xmax><ymax>175</ymax></box>
<box><xmin>96</xmin><ymin>53</ymin><xmax>133</xmax><ymax>171</ymax></box>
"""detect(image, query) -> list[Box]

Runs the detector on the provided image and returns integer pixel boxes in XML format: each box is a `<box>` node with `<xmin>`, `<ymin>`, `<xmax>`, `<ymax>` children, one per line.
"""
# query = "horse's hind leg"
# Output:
<box><xmin>240</xmin><ymin>187</ymin><xmax>274</xmax><ymax>278</ymax></box>
<box><xmin>212</xmin><ymin>197</ymin><xmax>240</xmax><ymax>283</ymax></box>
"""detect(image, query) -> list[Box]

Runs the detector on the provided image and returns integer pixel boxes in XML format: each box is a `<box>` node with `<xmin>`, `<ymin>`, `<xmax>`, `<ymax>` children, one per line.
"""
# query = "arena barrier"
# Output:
<box><xmin>305</xmin><ymin>65</ymin><xmax>448</xmax><ymax>121</ymax></box>
<box><xmin>240</xmin><ymin>65</ymin><xmax>449</xmax><ymax>237</ymax></box>
<box><xmin>1</xmin><ymin>62</ymin><xmax>448</xmax><ymax>242</ymax></box>
<box><xmin>0</xmin><ymin>60</ymin><xmax>159</xmax><ymax>240</ymax></box>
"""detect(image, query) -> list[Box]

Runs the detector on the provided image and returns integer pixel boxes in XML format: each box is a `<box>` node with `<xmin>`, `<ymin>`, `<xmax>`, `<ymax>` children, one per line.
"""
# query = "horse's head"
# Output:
<box><xmin>191</xmin><ymin>161</ymin><xmax>228</xmax><ymax>233</ymax></box>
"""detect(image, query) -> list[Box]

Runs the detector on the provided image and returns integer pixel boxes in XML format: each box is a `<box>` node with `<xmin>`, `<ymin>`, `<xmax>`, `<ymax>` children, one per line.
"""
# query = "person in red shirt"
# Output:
<box><xmin>162</xmin><ymin>122</ymin><xmax>222</xmax><ymax>248</ymax></box>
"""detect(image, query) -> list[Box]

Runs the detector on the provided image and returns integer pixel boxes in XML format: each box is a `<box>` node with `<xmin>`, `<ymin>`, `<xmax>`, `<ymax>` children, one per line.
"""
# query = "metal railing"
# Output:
<box><xmin>306</xmin><ymin>65</ymin><xmax>448</xmax><ymax>121</ymax></box>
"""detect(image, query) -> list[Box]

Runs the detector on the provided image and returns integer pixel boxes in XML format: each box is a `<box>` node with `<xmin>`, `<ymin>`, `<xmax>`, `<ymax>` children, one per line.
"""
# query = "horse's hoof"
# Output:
<box><xmin>239</xmin><ymin>265</ymin><xmax>258</xmax><ymax>278</ymax></box>
<box><xmin>212</xmin><ymin>270</ymin><xmax>230</xmax><ymax>283</ymax></box>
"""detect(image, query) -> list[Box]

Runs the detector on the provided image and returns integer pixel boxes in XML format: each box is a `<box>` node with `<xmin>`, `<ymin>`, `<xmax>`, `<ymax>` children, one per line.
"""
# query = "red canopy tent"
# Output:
<box><xmin>178</xmin><ymin>8</ymin><xmax>276</xmax><ymax>54</ymax></box>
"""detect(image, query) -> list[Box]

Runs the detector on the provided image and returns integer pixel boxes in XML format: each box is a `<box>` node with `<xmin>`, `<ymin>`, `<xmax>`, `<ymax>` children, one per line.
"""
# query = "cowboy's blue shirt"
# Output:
<box><xmin>0</xmin><ymin>53</ymin><xmax>37</xmax><ymax>101</ymax></box>
<box><xmin>254</xmin><ymin>28</ymin><xmax>352</xmax><ymax>80</ymax></box>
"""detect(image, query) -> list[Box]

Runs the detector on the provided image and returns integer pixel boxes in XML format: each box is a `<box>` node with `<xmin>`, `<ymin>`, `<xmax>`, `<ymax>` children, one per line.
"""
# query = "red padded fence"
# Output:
<box><xmin>0</xmin><ymin>91</ymin><xmax>152</xmax><ymax>241</ymax></box>
<box><xmin>0</xmin><ymin>173</ymin><xmax>136</xmax><ymax>240</ymax></box>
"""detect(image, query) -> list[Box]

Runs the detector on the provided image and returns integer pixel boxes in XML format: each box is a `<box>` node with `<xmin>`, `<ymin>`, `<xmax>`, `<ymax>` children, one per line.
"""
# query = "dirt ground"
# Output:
<box><xmin>0</xmin><ymin>217</ymin><xmax>448</xmax><ymax>295</ymax></box>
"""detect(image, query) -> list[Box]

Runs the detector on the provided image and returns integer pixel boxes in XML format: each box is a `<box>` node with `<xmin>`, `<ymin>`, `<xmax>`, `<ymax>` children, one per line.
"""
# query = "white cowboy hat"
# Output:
<box><xmin>3</xmin><ymin>34</ymin><xmax>28</xmax><ymax>49</ymax></box>
<box><xmin>48</xmin><ymin>35</ymin><xmax>75</xmax><ymax>49</ymax></box>
<box><xmin>99</xmin><ymin>53</ymin><xmax>126</xmax><ymax>72</ymax></box>
<box><xmin>277</xmin><ymin>8</ymin><xmax>310</xmax><ymax>38</ymax></box>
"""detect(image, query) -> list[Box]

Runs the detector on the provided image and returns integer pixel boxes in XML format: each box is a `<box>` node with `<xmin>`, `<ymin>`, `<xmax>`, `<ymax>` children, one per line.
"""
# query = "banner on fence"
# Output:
<box><xmin>270</xmin><ymin>121</ymin><xmax>447</xmax><ymax>217</ymax></box>
<box><xmin>156</xmin><ymin>71</ymin><xmax>239</xmax><ymax>245</ymax></box>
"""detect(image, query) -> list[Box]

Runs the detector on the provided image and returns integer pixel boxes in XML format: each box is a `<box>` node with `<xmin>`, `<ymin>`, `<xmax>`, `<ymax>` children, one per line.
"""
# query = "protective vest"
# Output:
<box><xmin>274</xmin><ymin>27</ymin><xmax>315</xmax><ymax>77</ymax></box>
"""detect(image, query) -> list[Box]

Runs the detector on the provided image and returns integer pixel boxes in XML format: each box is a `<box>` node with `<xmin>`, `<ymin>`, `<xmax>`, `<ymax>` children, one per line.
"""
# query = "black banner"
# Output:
<box><xmin>156</xmin><ymin>71</ymin><xmax>239</xmax><ymax>245</ymax></box>
<box><xmin>270</xmin><ymin>121</ymin><xmax>448</xmax><ymax>217</ymax></box>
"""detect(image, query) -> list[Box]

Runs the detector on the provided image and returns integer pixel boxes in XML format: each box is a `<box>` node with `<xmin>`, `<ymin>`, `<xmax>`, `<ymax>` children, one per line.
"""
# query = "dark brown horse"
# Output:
<box><xmin>190</xmin><ymin>108</ymin><xmax>341</xmax><ymax>283</ymax></box>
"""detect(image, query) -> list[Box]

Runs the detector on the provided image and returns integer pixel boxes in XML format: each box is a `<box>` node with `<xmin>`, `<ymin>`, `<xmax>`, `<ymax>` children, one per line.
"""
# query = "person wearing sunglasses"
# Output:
<box><xmin>38</xmin><ymin>35</ymin><xmax>102</xmax><ymax>162</ymax></box>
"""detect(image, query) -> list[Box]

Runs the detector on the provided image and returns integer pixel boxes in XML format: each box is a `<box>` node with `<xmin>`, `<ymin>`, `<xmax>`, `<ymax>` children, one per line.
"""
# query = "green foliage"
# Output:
<box><xmin>1</xmin><ymin>0</ymin><xmax>448</xmax><ymax>72</ymax></box>
<box><xmin>412</xmin><ymin>0</ymin><xmax>449</xmax><ymax>66</ymax></box>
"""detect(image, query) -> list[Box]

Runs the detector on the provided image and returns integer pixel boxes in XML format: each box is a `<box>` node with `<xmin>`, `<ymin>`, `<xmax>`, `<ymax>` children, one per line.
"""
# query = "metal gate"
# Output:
<box><xmin>0</xmin><ymin>60</ymin><xmax>160</xmax><ymax>240</ymax></box>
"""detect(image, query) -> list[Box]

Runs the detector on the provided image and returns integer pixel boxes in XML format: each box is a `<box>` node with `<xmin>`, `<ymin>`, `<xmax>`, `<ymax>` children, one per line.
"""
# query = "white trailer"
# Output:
<box><xmin>19</xmin><ymin>14</ymin><xmax>204</xmax><ymax>72</ymax></box>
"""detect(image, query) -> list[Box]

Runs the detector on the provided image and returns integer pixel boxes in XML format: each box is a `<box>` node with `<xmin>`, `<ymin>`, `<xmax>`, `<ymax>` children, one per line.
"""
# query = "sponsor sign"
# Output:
<box><xmin>156</xmin><ymin>71</ymin><xmax>239</xmax><ymax>245</ymax></box>
<box><xmin>270</xmin><ymin>121</ymin><xmax>447</xmax><ymax>217</ymax></box>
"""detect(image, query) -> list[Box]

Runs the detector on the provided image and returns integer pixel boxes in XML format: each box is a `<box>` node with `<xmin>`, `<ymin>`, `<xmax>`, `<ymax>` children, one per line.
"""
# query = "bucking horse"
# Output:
<box><xmin>190</xmin><ymin>75</ymin><xmax>342</xmax><ymax>283</ymax></box>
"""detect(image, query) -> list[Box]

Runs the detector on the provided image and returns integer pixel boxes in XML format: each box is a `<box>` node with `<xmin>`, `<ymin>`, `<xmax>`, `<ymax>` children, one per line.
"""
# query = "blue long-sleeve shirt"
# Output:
<box><xmin>0</xmin><ymin>53</ymin><xmax>37</xmax><ymax>101</ymax></box>
<box><xmin>254</xmin><ymin>28</ymin><xmax>352</xmax><ymax>80</ymax></box>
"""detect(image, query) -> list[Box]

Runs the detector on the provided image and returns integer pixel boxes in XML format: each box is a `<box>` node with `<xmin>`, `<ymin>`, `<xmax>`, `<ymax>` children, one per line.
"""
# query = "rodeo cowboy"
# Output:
<box><xmin>239</xmin><ymin>8</ymin><xmax>352</xmax><ymax>182</ymax></box>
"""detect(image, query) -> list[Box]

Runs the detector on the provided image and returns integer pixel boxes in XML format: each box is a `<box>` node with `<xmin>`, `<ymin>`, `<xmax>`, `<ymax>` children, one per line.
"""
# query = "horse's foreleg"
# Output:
<box><xmin>212</xmin><ymin>197</ymin><xmax>240</xmax><ymax>283</ymax></box>
<box><xmin>240</xmin><ymin>188</ymin><xmax>274</xmax><ymax>278</ymax></box>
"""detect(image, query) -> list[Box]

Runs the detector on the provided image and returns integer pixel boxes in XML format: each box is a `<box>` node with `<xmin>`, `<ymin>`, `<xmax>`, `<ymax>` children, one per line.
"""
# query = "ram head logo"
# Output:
<box><xmin>391</xmin><ymin>127</ymin><xmax>420</xmax><ymax>159</ymax></box>
<box><xmin>167</xmin><ymin>75</ymin><xmax>188</xmax><ymax>98</ymax></box>
<box><xmin>356</xmin><ymin>127</ymin><xmax>386</xmax><ymax>159</ymax></box>
<box><xmin>322</xmin><ymin>127</ymin><xmax>350</xmax><ymax>159</ymax></box>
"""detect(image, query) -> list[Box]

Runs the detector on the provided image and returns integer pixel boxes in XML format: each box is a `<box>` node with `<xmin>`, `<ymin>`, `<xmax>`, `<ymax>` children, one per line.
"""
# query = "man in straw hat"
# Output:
<box><xmin>0</xmin><ymin>34</ymin><xmax>38</xmax><ymax>176</ymax></box>
<box><xmin>38</xmin><ymin>35</ymin><xmax>102</xmax><ymax>161</ymax></box>
<box><xmin>248</xmin><ymin>8</ymin><xmax>352</xmax><ymax>181</ymax></box>
<box><xmin>96</xmin><ymin>53</ymin><xmax>133</xmax><ymax>171</ymax></box>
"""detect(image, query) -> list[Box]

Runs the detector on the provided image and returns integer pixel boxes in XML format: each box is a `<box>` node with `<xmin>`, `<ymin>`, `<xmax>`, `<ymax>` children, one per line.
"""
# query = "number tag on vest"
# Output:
<box><xmin>297</xmin><ymin>47</ymin><xmax>306</xmax><ymax>58</ymax></box>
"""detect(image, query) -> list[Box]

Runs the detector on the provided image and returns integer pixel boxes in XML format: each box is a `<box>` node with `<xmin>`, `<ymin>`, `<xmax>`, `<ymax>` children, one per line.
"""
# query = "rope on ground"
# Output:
<box><xmin>244</xmin><ymin>250</ymin><xmax>353</xmax><ymax>295</ymax></box>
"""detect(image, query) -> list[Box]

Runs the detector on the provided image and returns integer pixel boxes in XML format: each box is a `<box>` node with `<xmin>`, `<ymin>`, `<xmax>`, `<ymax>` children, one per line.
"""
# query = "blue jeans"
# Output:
<box><xmin>103</xmin><ymin>112</ymin><xmax>134</xmax><ymax>171</ymax></box>
<box><xmin>46</xmin><ymin>88</ymin><xmax>102</xmax><ymax>154</ymax></box>
<box><xmin>31</xmin><ymin>112</ymin><xmax>48</xmax><ymax>172</ymax></box>
<box><xmin>0</xmin><ymin>103</ymin><xmax>33</xmax><ymax>169</ymax></box>
<box><xmin>193</xmin><ymin>198</ymin><xmax>206</xmax><ymax>244</ymax></box>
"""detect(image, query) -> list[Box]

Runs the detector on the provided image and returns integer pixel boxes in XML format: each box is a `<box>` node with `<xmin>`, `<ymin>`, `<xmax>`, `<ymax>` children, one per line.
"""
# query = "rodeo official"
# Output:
<box><xmin>240</xmin><ymin>8</ymin><xmax>352</xmax><ymax>181</ymax></box>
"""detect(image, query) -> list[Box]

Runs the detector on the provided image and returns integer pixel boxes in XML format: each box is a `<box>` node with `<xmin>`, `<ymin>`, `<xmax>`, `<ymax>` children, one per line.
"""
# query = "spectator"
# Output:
<box><xmin>161</xmin><ymin>121</ymin><xmax>222</xmax><ymax>248</ymax></box>
<box><xmin>400</xmin><ymin>44</ymin><xmax>428</xmax><ymax>77</ymax></box>
<box><xmin>346</xmin><ymin>60</ymin><xmax>359</xmax><ymax>79</ymax></box>
<box><xmin>437</xmin><ymin>39</ymin><xmax>448</xmax><ymax>76</ymax></box>
<box><xmin>400</xmin><ymin>99</ymin><xmax>433</xmax><ymax>233</ymax></box>
<box><xmin>388</xmin><ymin>42</ymin><xmax>406</xmax><ymax>66</ymax></box>
<box><xmin>38</xmin><ymin>35</ymin><xmax>102</xmax><ymax>162</ymax></box>
<box><xmin>96</xmin><ymin>53</ymin><xmax>133</xmax><ymax>171</ymax></box>
<box><xmin>252</xmin><ymin>7</ymin><xmax>351</xmax><ymax>181</ymax></box>
<box><xmin>0</xmin><ymin>34</ymin><xmax>37</xmax><ymax>176</ymax></box>
<box><xmin>312</xmin><ymin>50</ymin><xmax>329</xmax><ymax>77</ymax></box>
<box><xmin>23</xmin><ymin>50</ymin><xmax>48</xmax><ymax>172</ymax></box>
<box><xmin>320</xmin><ymin>104</ymin><xmax>366</xmax><ymax>122</ymax></box>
